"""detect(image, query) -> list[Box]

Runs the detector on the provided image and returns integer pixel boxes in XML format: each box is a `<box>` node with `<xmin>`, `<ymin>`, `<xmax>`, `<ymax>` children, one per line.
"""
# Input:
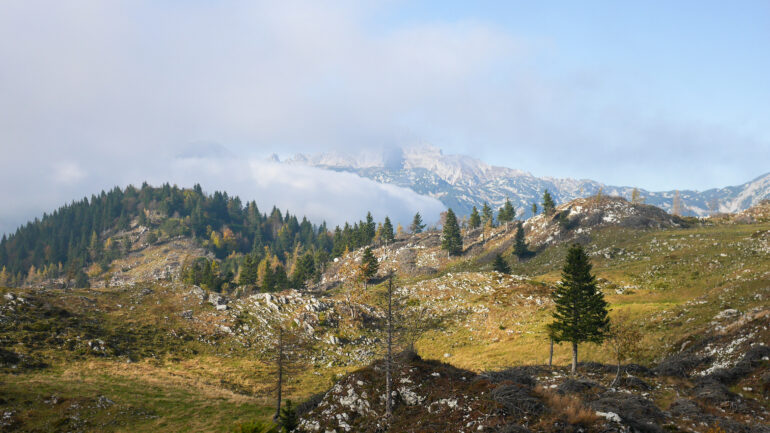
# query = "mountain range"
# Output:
<box><xmin>285</xmin><ymin>144</ymin><xmax>770</xmax><ymax>219</ymax></box>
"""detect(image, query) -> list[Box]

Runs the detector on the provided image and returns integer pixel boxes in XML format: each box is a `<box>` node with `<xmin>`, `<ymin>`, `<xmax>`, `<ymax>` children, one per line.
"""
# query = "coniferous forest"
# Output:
<box><xmin>0</xmin><ymin>183</ymin><xmax>389</xmax><ymax>291</ymax></box>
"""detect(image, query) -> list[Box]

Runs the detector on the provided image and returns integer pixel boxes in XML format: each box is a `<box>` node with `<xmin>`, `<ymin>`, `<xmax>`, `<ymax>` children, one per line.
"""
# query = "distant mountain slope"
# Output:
<box><xmin>286</xmin><ymin>144</ymin><xmax>770</xmax><ymax>218</ymax></box>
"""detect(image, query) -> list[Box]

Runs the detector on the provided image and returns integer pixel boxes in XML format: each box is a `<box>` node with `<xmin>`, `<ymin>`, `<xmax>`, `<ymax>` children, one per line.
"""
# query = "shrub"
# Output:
<box><xmin>536</xmin><ymin>386</ymin><xmax>599</xmax><ymax>426</ymax></box>
<box><xmin>232</xmin><ymin>421</ymin><xmax>279</xmax><ymax>433</ymax></box>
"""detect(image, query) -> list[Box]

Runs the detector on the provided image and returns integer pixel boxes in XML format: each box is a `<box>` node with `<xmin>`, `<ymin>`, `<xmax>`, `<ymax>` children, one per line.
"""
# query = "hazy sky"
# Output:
<box><xmin>1</xmin><ymin>1</ymin><xmax>768</xmax><ymax>234</ymax></box>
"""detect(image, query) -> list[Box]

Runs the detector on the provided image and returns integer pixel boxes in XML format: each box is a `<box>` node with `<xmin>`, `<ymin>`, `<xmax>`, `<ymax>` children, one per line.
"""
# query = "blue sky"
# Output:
<box><xmin>378</xmin><ymin>1</ymin><xmax>770</xmax><ymax>183</ymax></box>
<box><xmin>0</xmin><ymin>0</ymin><xmax>768</xmax><ymax>234</ymax></box>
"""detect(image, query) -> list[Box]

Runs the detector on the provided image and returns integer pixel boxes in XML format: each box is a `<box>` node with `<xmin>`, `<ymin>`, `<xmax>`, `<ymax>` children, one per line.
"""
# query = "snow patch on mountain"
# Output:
<box><xmin>287</xmin><ymin>145</ymin><xmax>770</xmax><ymax>219</ymax></box>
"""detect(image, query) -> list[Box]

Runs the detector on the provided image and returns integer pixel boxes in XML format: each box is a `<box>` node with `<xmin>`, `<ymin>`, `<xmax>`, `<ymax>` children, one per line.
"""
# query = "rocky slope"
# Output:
<box><xmin>2</xmin><ymin>198</ymin><xmax>770</xmax><ymax>432</ymax></box>
<box><xmin>522</xmin><ymin>196</ymin><xmax>682</xmax><ymax>248</ymax></box>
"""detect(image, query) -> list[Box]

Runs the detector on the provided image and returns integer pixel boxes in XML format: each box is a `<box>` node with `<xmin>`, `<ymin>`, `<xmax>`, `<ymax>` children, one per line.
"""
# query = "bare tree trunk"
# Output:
<box><xmin>611</xmin><ymin>349</ymin><xmax>621</xmax><ymax>387</ymax></box>
<box><xmin>549</xmin><ymin>338</ymin><xmax>554</xmax><ymax>367</ymax></box>
<box><xmin>571</xmin><ymin>342</ymin><xmax>578</xmax><ymax>376</ymax></box>
<box><xmin>612</xmin><ymin>360</ymin><xmax>621</xmax><ymax>387</ymax></box>
<box><xmin>386</xmin><ymin>277</ymin><xmax>393</xmax><ymax>419</ymax></box>
<box><xmin>275</xmin><ymin>327</ymin><xmax>284</xmax><ymax>420</ymax></box>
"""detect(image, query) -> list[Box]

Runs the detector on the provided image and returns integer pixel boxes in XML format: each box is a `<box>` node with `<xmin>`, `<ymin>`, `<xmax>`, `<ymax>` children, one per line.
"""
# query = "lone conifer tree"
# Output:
<box><xmin>359</xmin><ymin>247</ymin><xmax>379</xmax><ymax>288</ymax></box>
<box><xmin>498</xmin><ymin>198</ymin><xmax>516</xmax><ymax>228</ymax></box>
<box><xmin>542</xmin><ymin>190</ymin><xmax>556</xmax><ymax>216</ymax></box>
<box><xmin>493</xmin><ymin>254</ymin><xmax>511</xmax><ymax>274</ymax></box>
<box><xmin>513</xmin><ymin>221</ymin><xmax>528</xmax><ymax>258</ymax></box>
<box><xmin>278</xmin><ymin>399</ymin><xmax>298</xmax><ymax>432</ymax></box>
<box><xmin>548</xmin><ymin>244</ymin><xmax>609</xmax><ymax>375</ymax></box>
<box><xmin>531</xmin><ymin>203</ymin><xmax>538</xmax><ymax>216</ymax></box>
<box><xmin>441</xmin><ymin>208</ymin><xmax>463</xmax><ymax>256</ymax></box>
<box><xmin>481</xmin><ymin>202</ymin><xmax>495</xmax><ymax>227</ymax></box>
<box><xmin>381</xmin><ymin>217</ymin><xmax>395</xmax><ymax>244</ymax></box>
<box><xmin>364</xmin><ymin>211</ymin><xmax>376</xmax><ymax>243</ymax></box>
<box><xmin>410</xmin><ymin>212</ymin><xmax>425</xmax><ymax>234</ymax></box>
<box><xmin>468</xmin><ymin>206</ymin><xmax>481</xmax><ymax>229</ymax></box>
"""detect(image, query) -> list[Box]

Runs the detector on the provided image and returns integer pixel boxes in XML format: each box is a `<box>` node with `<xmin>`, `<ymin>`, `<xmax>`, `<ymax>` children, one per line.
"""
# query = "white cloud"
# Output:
<box><xmin>163</xmin><ymin>156</ymin><xmax>445</xmax><ymax>228</ymax></box>
<box><xmin>0</xmin><ymin>1</ymin><xmax>767</xmax><ymax>233</ymax></box>
<box><xmin>53</xmin><ymin>162</ymin><xmax>87</xmax><ymax>184</ymax></box>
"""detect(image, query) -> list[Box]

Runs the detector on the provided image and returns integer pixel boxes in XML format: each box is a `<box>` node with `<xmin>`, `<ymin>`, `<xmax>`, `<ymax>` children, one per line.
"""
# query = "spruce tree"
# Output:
<box><xmin>381</xmin><ymin>217</ymin><xmax>395</xmax><ymax>244</ymax></box>
<box><xmin>410</xmin><ymin>212</ymin><xmax>426</xmax><ymax>234</ymax></box>
<box><xmin>359</xmin><ymin>247</ymin><xmax>379</xmax><ymax>288</ymax></box>
<box><xmin>542</xmin><ymin>190</ymin><xmax>556</xmax><ymax>216</ymax></box>
<box><xmin>468</xmin><ymin>206</ymin><xmax>481</xmax><ymax>229</ymax></box>
<box><xmin>492</xmin><ymin>254</ymin><xmax>511</xmax><ymax>274</ymax></box>
<box><xmin>547</xmin><ymin>244</ymin><xmax>609</xmax><ymax>375</ymax></box>
<box><xmin>364</xmin><ymin>212</ymin><xmax>376</xmax><ymax>243</ymax></box>
<box><xmin>513</xmin><ymin>221</ymin><xmax>528</xmax><ymax>258</ymax></box>
<box><xmin>531</xmin><ymin>203</ymin><xmax>538</xmax><ymax>216</ymax></box>
<box><xmin>481</xmin><ymin>202</ymin><xmax>494</xmax><ymax>227</ymax></box>
<box><xmin>498</xmin><ymin>198</ymin><xmax>515</xmax><ymax>227</ymax></box>
<box><xmin>278</xmin><ymin>399</ymin><xmax>298</xmax><ymax>432</ymax></box>
<box><xmin>239</xmin><ymin>254</ymin><xmax>259</xmax><ymax>286</ymax></box>
<box><xmin>441</xmin><ymin>208</ymin><xmax>463</xmax><ymax>256</ymax></box>
<box><xmin>290</xmin><ymin>252</ymin><xmax>315</xmax><ymax>289</ymax></box>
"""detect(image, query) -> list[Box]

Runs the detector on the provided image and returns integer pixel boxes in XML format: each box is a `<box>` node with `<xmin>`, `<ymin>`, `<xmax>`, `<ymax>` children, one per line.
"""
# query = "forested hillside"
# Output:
<box><xmin>0</xmin><ymin>183</ymin><xmax>396</xmax><ymax>291</ymax></box>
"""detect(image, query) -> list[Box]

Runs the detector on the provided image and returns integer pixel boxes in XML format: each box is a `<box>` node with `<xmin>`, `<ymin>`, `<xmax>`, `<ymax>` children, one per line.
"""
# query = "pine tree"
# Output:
<box><xmin>631</xmin><ymin>188</ymin><xmax>643</xmax><ymax>204</ymax></box>
<box><xmin>493</xmin><ymin>254</ymin><xmax>511</xmax><ymax>274</ymax></box>
<box><xmin>265</xmin><ymin>324</ymin><xmax>307</xmax><ymax>423</ymax></box>
<box><xmin>0</xmin><ymin>266</ymin><xmax>8</xmax><ymax>287</ymax></box>
<box><xmin>359</xmin><ymin>247</ymin><xmax>378</xmax><ymax>288</ymax></box>
<box><xmin>278</xmin><ymin>399</ymin><xmax>298</xmax><ymax>432</ymax></box>
<box><xmin>74</xmin><ymin>269</ymin><xmax>90</xmax><ymax>288</ymax></box>
<box><xmin>138</xmin><ymin>209</ymin><xmax>148</xmax><ymax>227</ymax></box>
<box><xmin>481</xmin><ymin>202</ymin><xmax>494</xmax><ymax>227</ymax></box>
<box><xmin>547</xmin><ymin>244</ymin><xmax>609</xmax><ymax>375</ymax></box>
<box><xmin>381</xmin><ymin>217</ymin><xmax>395</xmax><ymax>244</ymax></box>
<box><xmin>441</xmin><ymin>208</ymin><xmax>463</xmax><ymax>256</ymax></box>
<box><xmin>542</xmin><ymin>190</ymin><xmax>556</xmax><ymax>216</ymax></box>
<box><xmin>290</xmin><ymin>252</ymin><xmax>315</xmax><ymax>289</ymax></box>
<box><xmin>239</xmin><ymin>253</ymin><xmax>259</xmax><ymax>286</ymax></box>
<box><xmin>531</xmin><ymin>203</ymin><xmax>538</xmax><ymax>216</ymax></box>
<box><xmin>468</xmin><ymin>206</ymin><xmax>481</xmax><ymax>229</ymax></box>
<box><xmin>498</xmin><ymin>198</ymin><xmax>516</xmax><ymax>227</ymax></box>
<box><xmin>410</xmin><ymin>212</ymin><xmax>425</xmax><ymax>234</ymax></box>
<box><xmin>513</xmin><ymin>221</ymin><xmax>528</xmax><ymax>258</ymax></box>
<box><xmin>364</xmin><ymin>212</ymin><xmax>376</xmax><ymax>244</ymax></box>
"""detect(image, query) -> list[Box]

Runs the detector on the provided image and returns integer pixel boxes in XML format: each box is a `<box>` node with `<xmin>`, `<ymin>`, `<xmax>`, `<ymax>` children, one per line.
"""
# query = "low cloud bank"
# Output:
<box><xmin>0</xmin><ymin>153</ymin><xmax>445</xmax><ymax>235</ymax></box>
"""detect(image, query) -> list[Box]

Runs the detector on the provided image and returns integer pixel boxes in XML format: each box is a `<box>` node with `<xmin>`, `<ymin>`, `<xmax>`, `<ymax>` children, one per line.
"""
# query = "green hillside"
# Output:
<box><xmin>1</xmin><ymin>196</ymin><xmax>768</xmax><ymax>432</ymax></box>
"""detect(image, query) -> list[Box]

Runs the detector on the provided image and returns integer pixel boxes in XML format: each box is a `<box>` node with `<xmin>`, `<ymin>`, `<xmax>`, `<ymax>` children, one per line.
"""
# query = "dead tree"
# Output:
<box><xmin>549</xmin><ymin>338</ymin><xmax>554</xmax><ymax>367</ymax></box>
<box><xmin>378</xmin><ymin>272</ymin><xmax>452</xmax><ymax>419</ymax></box>
<box><xmin>672</xmin><ymin>190</ymin><xmax>683</xmax><ymax>216</ymax></box>
<box><xmin>386</xmin><ymin>275</ymin><xmax>394</xmax><ymax>418</ymax></box>
<box><xmin>275</xmin><ymin>326</ymin><xmax>285</xmax><ymax>420</ymax></box>
<box><xmin>255</xmin><ymin>319</ymin><xmax>309</xmax><ymax>422</ymax></box>
<box><xmin>605</xmin><ymin>313</ymin><xmax>643</xmax><ymax>387</ymax></box>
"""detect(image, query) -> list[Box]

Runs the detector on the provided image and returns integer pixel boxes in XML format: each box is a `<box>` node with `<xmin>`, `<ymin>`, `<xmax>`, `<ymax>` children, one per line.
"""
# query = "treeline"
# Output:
<box><xmin>0</xmin><ymin>183</ymin><xmax>407</xmax><ymax>290</ymax></box>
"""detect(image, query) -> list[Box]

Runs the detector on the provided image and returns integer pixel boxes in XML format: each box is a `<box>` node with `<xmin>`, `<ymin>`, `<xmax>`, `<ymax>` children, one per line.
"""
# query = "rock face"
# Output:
<box><xmin>298</xmin><ymin>354</ymin><xmax>506</xmax><ymax>433</ymax></box>
<box><xmin>299</xmin><ymin>345</ymin><xmax>770</xmax><ymax>433</ymax></box>
<box><xmin>287</xmin><ymin>144</ymin><xmax>770</xmax><ymax>218</ymax></box>
<box><xmin>523</xmin><ymin>196</ymin><xmax>680</xmax><ymax>247</ymax></box>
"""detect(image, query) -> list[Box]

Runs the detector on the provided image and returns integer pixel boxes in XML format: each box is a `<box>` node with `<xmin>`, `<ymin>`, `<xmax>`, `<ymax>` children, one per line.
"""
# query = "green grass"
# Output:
<box><xmin>1</xmin><ymin>218</ymin><xmax>768</xmax><ymax>430</ymax></box>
